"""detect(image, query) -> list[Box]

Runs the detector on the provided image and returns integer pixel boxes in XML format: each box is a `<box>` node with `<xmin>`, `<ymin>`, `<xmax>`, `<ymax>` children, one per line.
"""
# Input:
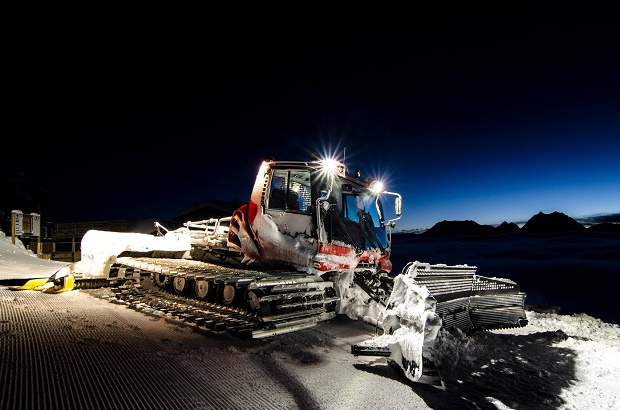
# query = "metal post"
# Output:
<box><xmin>11</xmin><ymin>212</ymin><xmax>16</xmax><ymax>245</ymax></box>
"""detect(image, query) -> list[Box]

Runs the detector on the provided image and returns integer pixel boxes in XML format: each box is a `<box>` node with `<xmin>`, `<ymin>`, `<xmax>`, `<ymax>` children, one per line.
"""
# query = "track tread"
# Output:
<box><xmin>104</xmin><ymin>257</ymin><xmax>339</xmax><ymax>338</ymax></box>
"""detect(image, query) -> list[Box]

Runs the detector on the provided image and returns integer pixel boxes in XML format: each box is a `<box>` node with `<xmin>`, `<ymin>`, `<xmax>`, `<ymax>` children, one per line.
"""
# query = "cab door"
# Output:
<box><xmin>258</xmin><ymin>168</ymin><xmax>316</xmax><ymax>269</ymax></box>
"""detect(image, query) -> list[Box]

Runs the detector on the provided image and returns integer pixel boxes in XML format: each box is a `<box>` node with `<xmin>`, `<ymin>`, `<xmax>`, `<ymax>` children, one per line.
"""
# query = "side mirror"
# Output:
<box><xmin>395</xmin><ymin>196</ymin><xmax>402</xmax><ymax>217</ymax></box>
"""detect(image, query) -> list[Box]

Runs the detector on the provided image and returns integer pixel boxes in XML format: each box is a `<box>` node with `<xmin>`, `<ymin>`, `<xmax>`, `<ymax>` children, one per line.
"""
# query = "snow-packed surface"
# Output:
<box><xmin>0</xmin><ymin>231</ymin><xmax>69</xmax><ymax>279</ymax></box>
<box><xmin>1</xmin><ymin>230</ymin><xmax>619</xmax><ymax>409</ymax></box>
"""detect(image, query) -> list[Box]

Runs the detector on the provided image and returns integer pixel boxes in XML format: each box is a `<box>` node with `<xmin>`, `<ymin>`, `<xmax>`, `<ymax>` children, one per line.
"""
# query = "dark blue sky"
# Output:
<box><xmin>8</xmin><ymin>14</ymin><xmax>620</xmax><ymax>231</ymax></box>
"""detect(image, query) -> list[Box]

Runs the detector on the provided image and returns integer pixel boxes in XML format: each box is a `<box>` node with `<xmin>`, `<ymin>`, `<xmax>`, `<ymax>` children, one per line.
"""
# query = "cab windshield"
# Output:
<box><xmin>341</xmin><ymin>192</ymin><xmax>388</xmax><ymax>249</ymax></box>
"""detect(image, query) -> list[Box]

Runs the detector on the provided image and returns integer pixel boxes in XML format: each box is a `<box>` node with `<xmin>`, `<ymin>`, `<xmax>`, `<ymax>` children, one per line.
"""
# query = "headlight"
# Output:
<box><xmin>319</xmin><ymin>158</ymin><xmax>345</xmax><ymax>175</ymax></box>
<box><xmin>370</xmin><ymin>180</ymin><xmax>384</xmax><ymax>193</ymax></box>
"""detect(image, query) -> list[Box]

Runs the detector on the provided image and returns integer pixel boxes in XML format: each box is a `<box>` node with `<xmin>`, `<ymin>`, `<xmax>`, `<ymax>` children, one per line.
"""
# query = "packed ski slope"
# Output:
<box><xmin>1</xmin><ymin>230</ymin><xmax>619</xmax><ymax>409</ymax></box>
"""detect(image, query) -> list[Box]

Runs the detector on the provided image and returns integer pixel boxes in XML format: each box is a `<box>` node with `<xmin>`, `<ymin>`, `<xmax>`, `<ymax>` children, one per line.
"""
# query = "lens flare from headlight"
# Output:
<box><xmin>370</xmin><ymin>180</ymin><xmax>384</xmax><ymax>193</ymax></box>
<box><xmin>320</xmin><ymin>158</ymin><xmax>339</xmax><ymax>173</ymax></box>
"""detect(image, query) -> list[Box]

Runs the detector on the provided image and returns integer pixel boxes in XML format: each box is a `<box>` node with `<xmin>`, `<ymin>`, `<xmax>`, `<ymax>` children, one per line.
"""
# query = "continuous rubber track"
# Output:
<box><xmin>108</xmin><ymin>257</ymin><xmax>339</xmax><ymax>338</ymax></box>
<box><xmin>107</xmin><ymin>278</ymin><xmax>262</xmax><ymax>338</ymax></box>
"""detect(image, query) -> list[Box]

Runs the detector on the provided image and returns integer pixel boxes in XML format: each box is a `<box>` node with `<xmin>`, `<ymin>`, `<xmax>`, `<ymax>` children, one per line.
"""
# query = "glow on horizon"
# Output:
<box><xmin>397</xmin><ymin>183</ymin><xmax>620</xmax><ymax>231</ymax></box>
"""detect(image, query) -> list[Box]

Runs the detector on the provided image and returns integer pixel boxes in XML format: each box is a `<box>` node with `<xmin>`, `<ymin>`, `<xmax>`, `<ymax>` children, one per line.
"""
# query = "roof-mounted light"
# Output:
<box><xmin>319</xmin><ymin>158</ymin><xmax>345</xmax><ymax>175</ymax></box>
<box><xmin>369</xmin><ymin>180</ymin><xmax>384</xmax><ymax>193</ymax></box>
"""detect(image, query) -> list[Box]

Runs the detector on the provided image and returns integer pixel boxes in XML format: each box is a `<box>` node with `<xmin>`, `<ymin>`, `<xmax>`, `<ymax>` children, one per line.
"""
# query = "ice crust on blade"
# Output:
<box><xmin>356</xmin><ymin>262</ymin><xmax>442</xmax><ymax>383</ymax></box>
<box><xmin>332</xmin><ymin>269</ymin><xmax>384</xmax><ymax>321</ymax></box>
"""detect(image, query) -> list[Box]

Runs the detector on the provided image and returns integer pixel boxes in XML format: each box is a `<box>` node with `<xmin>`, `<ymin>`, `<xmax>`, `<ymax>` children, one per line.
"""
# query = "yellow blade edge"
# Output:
<box><xmin>43</xmin><ymin>274</ymin><xmax>75</xmax><ymax>294</ymax></box>
<box><xmin>10</xmin><ymin>278</ymin><xmax>50</xmax><ymax>290</ymax></box>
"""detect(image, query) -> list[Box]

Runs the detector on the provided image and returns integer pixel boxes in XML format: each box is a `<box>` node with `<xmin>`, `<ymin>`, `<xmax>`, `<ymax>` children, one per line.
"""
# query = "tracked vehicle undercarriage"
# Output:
<box><xmin>28</xmin><ymin>156</ymin><xmax>527</xmax><ymax>387</ymax></box>
<box><xmin>111</xmin><ymin>256</ymin><xmax>339</xmax><ymax>337</ymax></box>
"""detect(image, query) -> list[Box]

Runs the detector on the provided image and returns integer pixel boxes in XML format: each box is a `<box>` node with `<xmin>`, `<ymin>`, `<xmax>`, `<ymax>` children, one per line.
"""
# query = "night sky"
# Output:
<box><xmin>7</xmin><ymin>14</ymin><xmax>619</xmax><ymax>231</ymax></box>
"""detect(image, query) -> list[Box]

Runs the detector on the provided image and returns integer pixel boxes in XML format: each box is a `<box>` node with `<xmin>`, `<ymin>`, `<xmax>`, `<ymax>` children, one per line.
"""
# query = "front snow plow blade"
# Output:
<box><xmin>352</xmin><ymin>260</ymin><xmax>527</xmax><ymax>387</ymax></box>
<box><xmin>405</xmin><ymin>261</ymin><xmax>528</xmax><ymax>331</ymax></box>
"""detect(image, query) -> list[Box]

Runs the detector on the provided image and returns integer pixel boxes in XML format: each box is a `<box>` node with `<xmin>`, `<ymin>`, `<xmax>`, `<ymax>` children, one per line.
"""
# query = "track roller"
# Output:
<box><xmin>218</xmin><ymin>283</ymin><xmax>246</xmax><ymax>307</ymax></box>
<box><xmin>153</xmin><ymin>272</ymin><xmax>171</xmax><ymax>289</ymax></box>
<box><xmin>194</xmin><ymin>279</ymin><xmax>215</xmax><ymax>300</ymax></box>
<box><xmin>172</xmin><ymin>276</ymin><xmax>191</xmax><ymax>295</ymax></box>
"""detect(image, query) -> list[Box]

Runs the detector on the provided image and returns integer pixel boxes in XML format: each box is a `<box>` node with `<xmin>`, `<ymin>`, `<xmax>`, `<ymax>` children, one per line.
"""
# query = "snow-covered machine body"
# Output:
<box><xmin>39</xmin><ymin>156</ymin><xmax>527</xmax><ymax>386</ymax></box>
<box><xmin>63</xmin><ymin>157</ymin><xmax>402</xmax><ymax>334</ymax></box>
<box><xmin>226</xmin><ymin>158</ymin><xmax>400</xmax><ymax>277</ymax></box>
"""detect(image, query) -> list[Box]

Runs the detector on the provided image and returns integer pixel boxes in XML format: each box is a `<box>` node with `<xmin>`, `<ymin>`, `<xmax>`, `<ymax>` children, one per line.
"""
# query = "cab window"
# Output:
<box><xmin>268</xmin><ymin>170</ymin><xmax>311</xmax><ymax>212</ymax></box>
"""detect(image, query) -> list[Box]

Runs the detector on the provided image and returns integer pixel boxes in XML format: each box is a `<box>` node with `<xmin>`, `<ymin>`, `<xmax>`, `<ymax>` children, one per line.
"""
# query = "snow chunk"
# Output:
<box><xmin>331</xmin><ymin>269</ymin><xmax>384</xmax><ymax>321</ymax></box>
<box><xmin>355</xmin><ymin>262</ymin><xmax>442</xmax><ymax>383</ymax></box>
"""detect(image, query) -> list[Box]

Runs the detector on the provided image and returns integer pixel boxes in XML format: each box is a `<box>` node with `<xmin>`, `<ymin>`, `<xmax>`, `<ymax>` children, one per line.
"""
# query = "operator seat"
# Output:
<box><xmin>270</xmin><ymin>188</ymin><xmax>286</xmax><ymax>209</ymax></box>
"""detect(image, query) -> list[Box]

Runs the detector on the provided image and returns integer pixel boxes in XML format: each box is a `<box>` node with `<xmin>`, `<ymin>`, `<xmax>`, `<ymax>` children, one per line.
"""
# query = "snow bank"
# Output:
<box><xmin>0</xmin><ymin>230</ymin><xmax>69</xmax><ymax>280</ymax></box>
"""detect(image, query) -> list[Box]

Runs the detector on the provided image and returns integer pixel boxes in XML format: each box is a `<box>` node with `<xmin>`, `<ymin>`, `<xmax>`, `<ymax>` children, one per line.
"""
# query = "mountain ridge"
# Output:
<box><xmin>396</xmin><ymin>211</ymin><xmax>620</xmax><ymax>237</ymax></box>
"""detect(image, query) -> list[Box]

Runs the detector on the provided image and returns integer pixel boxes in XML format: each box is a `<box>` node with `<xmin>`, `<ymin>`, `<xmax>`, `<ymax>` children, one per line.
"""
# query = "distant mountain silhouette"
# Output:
<box><xmin>421</xmin><ymin>220</ymin><xmax>496</xmax><ymax>237</ymax></box>
<box><xmin>521</xmin><ymin>211</ymin><xmax>586</xmax><ymax>233</ymax></box>
<box><xmin>394</xmin><ymin>211</ymin><xmax>619</xmax><ymax>237</ymax></box>
<box><xmin>495</xmin><ymin>221</ymin><xmax>521</xmax><ymax>234</ymax></box>
<box><xmin>396</xmin><ymin>211</ymin><xmax>620</xmax><ymax>237</ymax></box>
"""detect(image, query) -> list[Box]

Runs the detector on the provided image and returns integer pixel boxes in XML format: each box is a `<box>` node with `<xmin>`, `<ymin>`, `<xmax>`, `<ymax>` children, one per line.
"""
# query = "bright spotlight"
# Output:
<box><xmin>370</xmin><ymin>181</ymin><xmax>384</xmax><ymax>193</ymax></box>
<box><xmin>319</xmin><ymin>158</ymin><xmax>344</xmax><ymax>175</ymax></box>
